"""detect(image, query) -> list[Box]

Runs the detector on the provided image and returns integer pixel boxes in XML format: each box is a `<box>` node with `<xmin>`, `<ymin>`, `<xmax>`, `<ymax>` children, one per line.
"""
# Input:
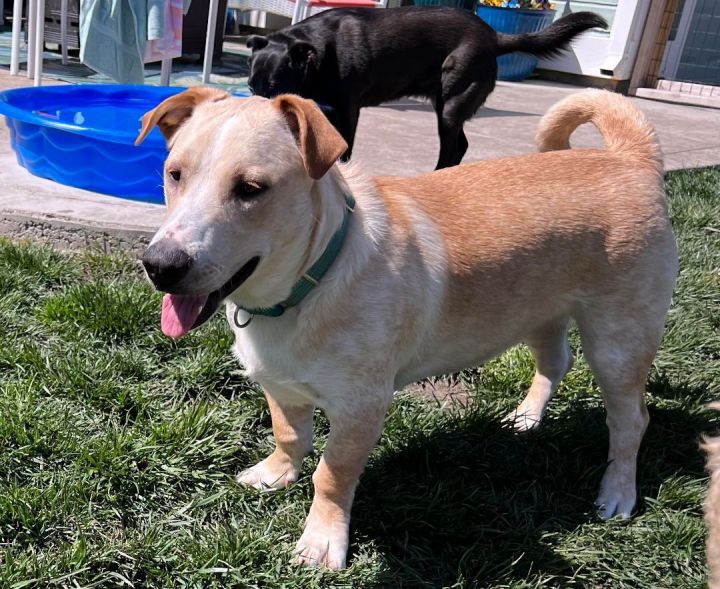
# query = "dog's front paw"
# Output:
<box><xmin>503</xmin><ymin>409</ymin><xmax>543</xmax><ymax>432</ymax></box>
<box><xmin>236</xmin><ymin>452</ymin><xmax>301</xmax><ymax>491</ymax></box>
<box><xmin>293</xmin><ymin>514</ymin><xmax>349</xmax><ymax>570</ymax></box>
<box><xmin>503</xmin><ymin>400</ymin><xmax>546</xmax><ymax>432</ymax></box>
<box><xmin>595</xmin><ymin>465</ymin><xmax>636</xmax><ymax>520</ymax></box>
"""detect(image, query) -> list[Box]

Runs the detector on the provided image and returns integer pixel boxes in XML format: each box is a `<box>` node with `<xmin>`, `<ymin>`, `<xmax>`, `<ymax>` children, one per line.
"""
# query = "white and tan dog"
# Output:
<box><xmin>136</xmin><ymin>88</ymin><xmax>677</xmax><ymax>569</ymax></box>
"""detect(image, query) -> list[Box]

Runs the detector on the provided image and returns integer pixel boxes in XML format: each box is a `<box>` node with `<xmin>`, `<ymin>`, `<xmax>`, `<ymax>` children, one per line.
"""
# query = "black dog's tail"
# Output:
<box><xmin>495</xmin><ymin>12</ymin><xmax>607</xmax><ymax>58</ymax></box>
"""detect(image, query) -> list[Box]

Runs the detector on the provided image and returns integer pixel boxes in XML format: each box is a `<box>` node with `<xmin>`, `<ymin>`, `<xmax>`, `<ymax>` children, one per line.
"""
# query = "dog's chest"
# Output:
<box><xmin>226</xmin><ymin>307</ymin><xmax>323</xmax><ymax>405</ymax></box>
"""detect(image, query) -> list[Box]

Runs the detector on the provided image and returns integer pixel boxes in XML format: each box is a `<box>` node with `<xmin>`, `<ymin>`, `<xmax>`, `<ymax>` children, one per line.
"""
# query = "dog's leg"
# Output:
<box><xmin>334</xmin><ymin>105</ymin><xmax>360</xmax><ymax>161</ymax></box>
<box><xmin>434</xmin><ymin>87</ymin><xmax>486</xmax><ymax>169</ymax></box>
<box><xmin>435</xmin><ymin>124</ymin><xmax>468</xmax><ymax>170</ymax></box>
<box><xmin>294</xmin><ymin>392</ymin><xmax>391</xmax><ymax>570</ymax></box>
<box><xmin>505</xmin><ymin>317</ymin><xmax>573</xmax><ymax>432</ymax></box>
<box><xmin>237</xmin><ymin>391</ymin><xmax>314</xmax><ymax>491</ymax></box>
<box><xmin>576</xmin><ymin>306</ymin><xmax>667</xmax><ymax>519</ymax></box>
<box><xmin>434</xmin><ymin>58</ymin><xmax>494</xmax><ymax>169</ymax></box>
<box><xmin>702</xmin><ymin>422</ymin><xmax>720</xmax><ymax>589</ymax></box>
<box><xmin>433</xmin><ymin>95</ymin><xmax>465</xmax><ymax>170</ymax></box>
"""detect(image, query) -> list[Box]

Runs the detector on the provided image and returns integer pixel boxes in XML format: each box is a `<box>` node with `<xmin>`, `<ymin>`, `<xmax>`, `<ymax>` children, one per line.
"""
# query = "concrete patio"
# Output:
<box><xmin>1</xmin><ymin>68</ymin><xmax>719</xmax><ymax>251</ymax></box>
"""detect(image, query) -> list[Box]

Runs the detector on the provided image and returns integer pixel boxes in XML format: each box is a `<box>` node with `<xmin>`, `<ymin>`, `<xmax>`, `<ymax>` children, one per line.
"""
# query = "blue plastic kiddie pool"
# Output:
<box><xmin>0</xmin><ymin>85</ymin><xmax>247</xmax><ymax>204</ymax></box>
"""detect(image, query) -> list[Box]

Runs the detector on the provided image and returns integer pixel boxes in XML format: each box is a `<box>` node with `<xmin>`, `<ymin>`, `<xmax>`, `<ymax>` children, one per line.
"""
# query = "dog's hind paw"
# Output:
<box><xmin>236</xmin><ymin>453</ymin><xmax>301</xmax><ymax>491</ymax></box>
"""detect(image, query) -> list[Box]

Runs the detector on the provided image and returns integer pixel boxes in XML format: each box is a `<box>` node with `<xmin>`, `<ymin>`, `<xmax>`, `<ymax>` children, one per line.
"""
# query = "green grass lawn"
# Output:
<box><xmin>0</xmin><ymin>167</ymin><xmax>718</xmax><ymax>588</ymax></box>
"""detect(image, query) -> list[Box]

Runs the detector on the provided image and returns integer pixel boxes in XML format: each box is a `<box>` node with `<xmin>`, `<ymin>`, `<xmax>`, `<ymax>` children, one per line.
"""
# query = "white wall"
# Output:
<box><xmin>539</xmin><ymin>0</ymin><xmax>652</xmax><ymax>80</ymax></box>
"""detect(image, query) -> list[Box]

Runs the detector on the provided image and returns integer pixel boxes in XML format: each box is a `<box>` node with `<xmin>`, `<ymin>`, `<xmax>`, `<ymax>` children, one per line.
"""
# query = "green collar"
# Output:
<box><xmin>233</xmin><ymin>192</ymin><xmax>355</xmax><ymax>327</ymax></box>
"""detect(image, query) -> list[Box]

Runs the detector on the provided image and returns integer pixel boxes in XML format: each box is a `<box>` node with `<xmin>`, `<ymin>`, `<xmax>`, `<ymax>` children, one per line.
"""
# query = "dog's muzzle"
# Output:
<box><xmin>142</xmin><ymin>238</ymin><xmax>193</xmax><ymax>292</ymax></box>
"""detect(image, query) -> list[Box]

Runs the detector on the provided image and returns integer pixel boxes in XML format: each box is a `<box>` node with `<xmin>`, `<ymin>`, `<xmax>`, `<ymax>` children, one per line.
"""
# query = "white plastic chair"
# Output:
<box><xmin>11</xmin><ymin>0</ymin><xmax>70</xmax><ymax>85</ymax></box>
<box><xmin>291</xmin><ymin>0</ymin><xmax>386</xmax><ymax>24</ymax></box>
<box><xmin>228</xmin><ymin>0</ymin><xmax>295</xmax><ymax>22</ymax></box>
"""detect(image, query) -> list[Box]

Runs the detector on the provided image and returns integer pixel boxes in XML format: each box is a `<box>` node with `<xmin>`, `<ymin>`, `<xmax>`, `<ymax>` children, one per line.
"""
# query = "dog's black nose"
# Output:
<box><xmin>142</xmin><ymin>239</ymin><xmax>193</xmax><ymax>291</ymax></box>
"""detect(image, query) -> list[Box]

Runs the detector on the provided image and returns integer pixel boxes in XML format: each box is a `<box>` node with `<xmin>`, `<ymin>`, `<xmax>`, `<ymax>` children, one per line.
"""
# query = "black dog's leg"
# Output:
<box><xmin>434</xmin><ymin>97</ymin><xmax>470</xmax><ymax>170</ymax></box>
<box><xmin>434</xmin><ymin>56</ymin><xmax>496</xmax><ymax>169</ymax></box>
<box><xmin>431</xmin><ymin>94</ymin><xmax>450</xmax><ymax>170</ymax></box>
<box><xmin>334</xmin><ymin>106</ymin><xmax>360</xmax><ymax>161</ymax></box>
<box><xmin>457</xmin><ymin>128</ymin><xmax>469</xmax><ymax>163</ymax></box>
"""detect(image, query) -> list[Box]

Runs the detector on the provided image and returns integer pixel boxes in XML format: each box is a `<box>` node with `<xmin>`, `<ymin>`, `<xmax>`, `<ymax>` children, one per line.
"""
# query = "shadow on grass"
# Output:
<box><xmin>351</xmin><ymin>391</ymin><xmax>713</xmax><ymax>588</ymax></box>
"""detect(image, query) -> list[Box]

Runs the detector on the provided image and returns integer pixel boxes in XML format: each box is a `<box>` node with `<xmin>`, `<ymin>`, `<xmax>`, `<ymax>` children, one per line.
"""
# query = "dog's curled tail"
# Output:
<box><xmin>536</xmin><ymin>89</ymin><xmax>662</xmax><ymax>173</ymax></box>
<box><xmin>496</xmin><ymin>12</ymin><xmax>607</xmax><ymax>59</ymax></box>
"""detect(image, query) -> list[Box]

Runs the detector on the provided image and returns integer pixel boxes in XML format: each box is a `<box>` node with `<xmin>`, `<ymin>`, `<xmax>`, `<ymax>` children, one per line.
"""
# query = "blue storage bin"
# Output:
<box><xmin>476</xmin><ymin>5</ymin><xmax>556</xmax><ymax>81</ymax></box>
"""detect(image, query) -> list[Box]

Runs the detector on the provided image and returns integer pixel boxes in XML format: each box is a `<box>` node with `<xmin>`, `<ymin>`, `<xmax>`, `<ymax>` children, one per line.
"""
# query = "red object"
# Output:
<box><xmin>302</xmin><ymin>0</ymin><xmax>376</xmax><ymax>7</ymax></box>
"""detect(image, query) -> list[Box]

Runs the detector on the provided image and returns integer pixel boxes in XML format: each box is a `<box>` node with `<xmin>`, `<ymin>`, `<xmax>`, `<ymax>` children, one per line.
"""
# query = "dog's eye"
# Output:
<box><xmin>168</xmin><ymin>169</ymin><xmax>181</xmax><ymax>182</ymax></box>
<box><xmin>233</xmin><ymin>180</ymin><xmax>265</xmax><ymax>199</ymax></box>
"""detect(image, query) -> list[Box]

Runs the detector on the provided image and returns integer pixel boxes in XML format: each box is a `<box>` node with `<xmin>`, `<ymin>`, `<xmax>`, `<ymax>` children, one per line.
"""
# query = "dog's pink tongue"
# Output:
<box><xmin>161</xmin><ymin>293</ymin><xmax>208</xmax><ymax>339</ymax></box>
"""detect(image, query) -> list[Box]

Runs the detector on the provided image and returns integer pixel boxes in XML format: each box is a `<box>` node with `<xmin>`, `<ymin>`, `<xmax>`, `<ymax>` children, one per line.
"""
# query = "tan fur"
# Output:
<box><xmin>536</xmin><ymin>89</ymin><xmax>661</xmax><ymax>168</ymax></box>
<box><xmin>703</xmin><ymin>403</ymin><xmax>720</xmax><ymax>589</ymax></box>
<box><xmin>237</xmin><ymin>392</ymin><xmax>314</xmax><ymax>489</ymax></box>
<box><xmin>139</xmin><ymin>88</ymin><xmax>678</xmax><ymax>569</ymax></box>
<box><xmin>135</xmin><ymin>86</ymin><xmax>230</xmax><ymax>145</ymax></box>
<box><xmin>272</xmin><ymin>95</ymin><xmax>348</xmax><ymax>180</ymax></box>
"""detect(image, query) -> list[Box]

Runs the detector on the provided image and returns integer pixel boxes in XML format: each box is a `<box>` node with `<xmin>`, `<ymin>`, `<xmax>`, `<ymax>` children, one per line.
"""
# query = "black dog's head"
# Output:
<box><xmin>247</xmin><ymin>35</ymin><xmax>318</xmax><ymax>98</ymax></box>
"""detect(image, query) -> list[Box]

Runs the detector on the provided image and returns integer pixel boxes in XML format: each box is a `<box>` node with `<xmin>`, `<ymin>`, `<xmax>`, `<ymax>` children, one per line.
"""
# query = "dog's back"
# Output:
<box><xmin>250</xmin><ymin>7</ymin><xmax>604</xmax><ymax>105</ymax></box>
<box><xmin>249</xmin><ymin>7</ymin><xmax>498</xmax><ymax>103</ymax></box>
<box><xmin>376</xmin><ymin>90</ymin><xmax>670</xmax><ymax>282</ymax></box>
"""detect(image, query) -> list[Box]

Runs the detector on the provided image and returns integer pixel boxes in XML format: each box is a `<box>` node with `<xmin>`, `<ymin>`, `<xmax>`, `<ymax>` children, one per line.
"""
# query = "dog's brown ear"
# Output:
<box><xmin>272</xmin><ymin>95</ymin><xmax>348</xmax><ymax>180</ymax></box>
<box><xmin>135</xmin><ymin>87</ymin><xmax>229</xmax><ymax>146</ymax></box>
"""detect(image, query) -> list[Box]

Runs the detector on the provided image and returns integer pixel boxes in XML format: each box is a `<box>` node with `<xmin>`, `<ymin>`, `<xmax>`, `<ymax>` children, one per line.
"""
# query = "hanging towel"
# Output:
<box><xmin>80</xmin><ymin>0</ymin><xmax>194</xmax><ymax>83</ymax></box>
<box><xmin>144</xmin><ymin>0</ymin><xmax>184</xmax><ymax>63</ymax></box>
<box><xmin>147</xmin><ymin>0</ymin><xmax>193</xmax><ymax>40</ymax></box>
<box><xmin>80</xmin><ymin>0</ymin><xmax>147</xmax><ymax>84</ymax></box>
<box><xmin>147</xmin><ymin>0</ymin><xmax>166</xmax><ymax>40</ymax></box>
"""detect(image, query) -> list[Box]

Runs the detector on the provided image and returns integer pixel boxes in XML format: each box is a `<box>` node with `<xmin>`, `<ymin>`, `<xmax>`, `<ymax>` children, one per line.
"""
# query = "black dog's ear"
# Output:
<box><xmin>246</xmin><ymin>35</ymin><xmax>269</xmax><ymax>51</ymax></box>
<box><xmin>288</xmin><ymin>41</ymin><xmax>317</xmax><ymax>70</ymax></box>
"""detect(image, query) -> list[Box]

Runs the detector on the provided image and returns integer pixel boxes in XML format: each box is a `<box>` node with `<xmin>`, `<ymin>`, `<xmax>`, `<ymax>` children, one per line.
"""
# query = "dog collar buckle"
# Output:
<box><xmin>234</xmin><ymin>306</ymin><xmax>253</xmax><ymax>329</ymax></box>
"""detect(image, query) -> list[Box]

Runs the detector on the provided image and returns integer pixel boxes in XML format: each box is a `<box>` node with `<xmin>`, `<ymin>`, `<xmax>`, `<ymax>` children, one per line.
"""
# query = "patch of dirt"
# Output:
<box><xmin>402</xmin><ymin>377</ymin><xmax>473</xmax><ymax>410</ymax></box>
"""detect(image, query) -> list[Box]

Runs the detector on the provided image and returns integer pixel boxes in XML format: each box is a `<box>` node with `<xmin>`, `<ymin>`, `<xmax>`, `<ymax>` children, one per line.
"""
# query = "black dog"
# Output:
<box><xmin>247</xmin><ymin>7</ymin><xmax>606</xmax><ymax>169</ymax></box>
